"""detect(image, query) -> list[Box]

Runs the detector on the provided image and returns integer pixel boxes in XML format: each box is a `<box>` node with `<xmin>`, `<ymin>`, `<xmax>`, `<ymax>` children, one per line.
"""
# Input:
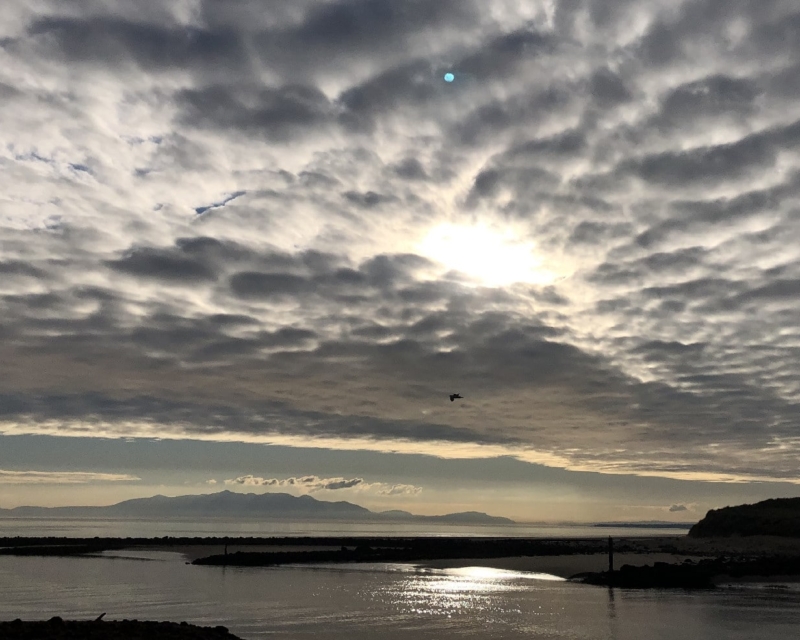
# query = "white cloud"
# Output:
<box><xmin>377</xmin><ymin>483</ymin><xmax>423</xmax><ymax>496</ymax></box>
<box><xmin>0</xmin><ymin>469</ymin><xmax>140</xmax><ymax>484</ymax></box>
<box><xmin>222</xmin><ymin>474</ymin><xmax>422</xmax><ymax>495</ymax></box>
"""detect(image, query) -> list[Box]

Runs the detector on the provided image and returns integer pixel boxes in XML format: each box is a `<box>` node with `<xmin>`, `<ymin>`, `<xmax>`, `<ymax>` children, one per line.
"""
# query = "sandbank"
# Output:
<box><xmin>417</xmin><ymin>552</ymin><xmax>705</xmax><ymax>578</ymax></box>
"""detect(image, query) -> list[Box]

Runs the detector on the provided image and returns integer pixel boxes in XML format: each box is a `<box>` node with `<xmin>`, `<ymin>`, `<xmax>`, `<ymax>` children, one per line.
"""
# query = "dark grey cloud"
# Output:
<box><xmin>568</xmin><ymin>221</ymin><xmax>631</xmax><ymax>246</ymax></box>
<box><xmin>0</xmin><ymin>390</ymin><xmax>509</xmax><ymax>447</ymax></box>
<box><xmin>634</xmin><ymin>178</ymin><xmax>797</xmax><ymax>248</ymax></box>
<box><xmin>505</xmin><ymin>129</ymin><xmax>587</xmax><ymax>159</ymax></box>
<box><xmin>450</xmin><ymin>83</ymin><xmax>577</xmax><ymax>148</ymax></box>
<box><xmin>656</xmin><ymin>75</ymin><xmax>761</xmax><ymax>128</ymax></box>
<box><xmin>453</xmin><ymin>27</ymin><xmax>557</xmax><ymax>79</ymax></box>
<box><xmin>336</xmin><ymin>60</ymin><xmax>445</xmax><ymax>133</ymax></box>
<box><xmin>254</xmin><ymin>0</ymin><xmax>482</xmax><ymax>84</ymax></box>
<box><xmin>621</xmin><ymin>134</ymin><xmax>776</xmax><ymax>186</ymax></box>
<box><xmin>230</xmin><ymin>272</ymin><xmax>311</xmax><ymax>298</ymax></box>
<box><xmin>322</xmin><ymin>477</ymin><xmax>363</xmax><ymax>490</ymax></box>
<box><xmin>26</xmin><ymin>16</ymin><xmax>249</xmax><ymax>74</ymax></box>
<box><xmin>637</xmin><ymin>20</ymin><xmax>685</xmax><ymax>67</ymax></box>
<box><xmin>0</xmin><ymin>81</ymin><xmax>22</xmax><ymax>100</ymax></box>
<box><xmin>0</xmin><ymin>261</ymin><xmax>44</xmax><ymax>278</ymax></box>
<box><xmin>286</xmin><ymin>0</ymin><xmax>473</xmax><ymax>52</ymax></box>
<box><xmin>390</xmin><ymin>157</ymin><xmax>428</xmax><ymax>180</ymax></box>
<box><xmin>343</xmin><ymin>190</ymin><xmax>397</xmax><ymax>208</ymax></box>
<box><xmin>633</xmin><ymin>340</ymin><xmax>706</xmax><ymax>360</ymax></box>
<box><xmin>588</xmin><ymin>68</ymin><xmax>633</xmax><ymax>108</ymax></box>
<box><xmin>731</xmin><ymin>279</ymin><xmax>800</xmax><ymax>305</ymax></box>
<box><xmin>587</xmin><ymin>247</ymin><xmax>707</xmax><ymax>286</ymax></box>
<box><xmin>10</xmin><ymin>0</ymin><xmax>481</xmax><ymax>88</ymax></box>
<box><xmin>107</xmin><ymin>247</ymin><xmax>217</xmax><ymax>282</ymax></box>
<box><xmin>177</xmin><ymin>84</ymin><xmax>333</xmax><ymax>141</ymax></box>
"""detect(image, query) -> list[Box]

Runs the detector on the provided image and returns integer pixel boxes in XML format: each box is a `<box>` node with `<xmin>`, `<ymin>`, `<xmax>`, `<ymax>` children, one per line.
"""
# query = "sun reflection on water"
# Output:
<box><xmin>369</xmin><ymin>565</ymin><xmax>565</xmax><ymax>621</ymax></box>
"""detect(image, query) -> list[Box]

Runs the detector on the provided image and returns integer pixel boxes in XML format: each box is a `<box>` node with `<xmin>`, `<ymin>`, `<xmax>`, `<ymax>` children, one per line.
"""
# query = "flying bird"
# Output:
<box><xmin>449</xmin><ymin>393</ymin><xmax>463</xmax><ymax>402</ymax></box>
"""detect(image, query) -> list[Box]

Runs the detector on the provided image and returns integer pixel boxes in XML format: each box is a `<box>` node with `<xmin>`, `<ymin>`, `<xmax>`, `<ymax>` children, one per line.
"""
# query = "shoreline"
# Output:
<box><xmin>3</xmin><ymin>534</ymin><xmax>800</xmax><ymax>587</ymax></box>
<box><xmin>0</xmin><ymin>617</ymin><xmax>242</xmax><ymax>640</ymax></box>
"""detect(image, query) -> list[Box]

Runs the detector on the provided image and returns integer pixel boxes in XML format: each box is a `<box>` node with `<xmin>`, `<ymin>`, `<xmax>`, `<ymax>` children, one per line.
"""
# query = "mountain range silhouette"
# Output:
<box><xmin>0</xmin><ymin>490</ymin><xmax>515</xmax><ymax>524</ymax></box>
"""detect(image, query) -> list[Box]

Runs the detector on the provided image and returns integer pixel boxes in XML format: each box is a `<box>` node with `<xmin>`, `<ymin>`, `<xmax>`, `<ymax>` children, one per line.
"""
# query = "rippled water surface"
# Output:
<box><xmin>2</xmin><ymin>552</ymin><xmax>799</xmax><ymax>639</ymax></box>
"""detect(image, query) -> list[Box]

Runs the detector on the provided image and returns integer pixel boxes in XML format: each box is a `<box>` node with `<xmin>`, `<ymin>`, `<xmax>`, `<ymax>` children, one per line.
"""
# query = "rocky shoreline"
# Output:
<box><xmin>573</xmin><ymin>555</ymin><xmax>800</xmax><ymax>589</ymax></box>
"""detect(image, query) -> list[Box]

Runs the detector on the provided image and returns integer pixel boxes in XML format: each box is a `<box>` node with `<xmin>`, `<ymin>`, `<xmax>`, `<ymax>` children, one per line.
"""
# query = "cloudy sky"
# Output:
<box><xmin>1</xmin><ymin>0</ymin><xmax>799</xmax><ymax>522</ymax></box>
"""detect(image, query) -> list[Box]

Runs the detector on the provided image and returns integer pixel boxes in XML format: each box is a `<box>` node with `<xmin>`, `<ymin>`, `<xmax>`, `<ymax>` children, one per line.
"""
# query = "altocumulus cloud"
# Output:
<box><xmin>0</xmin><ymin>0</ymin><xmax>799</xmax><ymax>485</ymax></box>
<box><xmin>223</xmin><ymin>475</ymin><xmax>422</xmax><ymax>495</ymax></box>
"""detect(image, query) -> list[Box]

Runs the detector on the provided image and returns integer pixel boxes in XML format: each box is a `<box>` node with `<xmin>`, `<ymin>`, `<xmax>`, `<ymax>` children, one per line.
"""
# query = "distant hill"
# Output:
<box><xmin>688</xmin><ymin>497</ymin><xmax>800</xmax><ymax>538</ymax></box>
<box><xmin>392</xmin><ymin>510</ymin><xmax>515</xmax><ymax>525</ymax></box>
<box><xmin>0</xmin><ymin>490</ymin><xmax>515</xmax><ymax>525</ymax></box>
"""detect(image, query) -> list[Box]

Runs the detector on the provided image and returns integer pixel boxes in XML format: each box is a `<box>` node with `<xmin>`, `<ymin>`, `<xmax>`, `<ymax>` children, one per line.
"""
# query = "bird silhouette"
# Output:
<box><xmin>449</xmin><ymin>393</ymin><xmax>463</xmax><ymax>402</ymax></box>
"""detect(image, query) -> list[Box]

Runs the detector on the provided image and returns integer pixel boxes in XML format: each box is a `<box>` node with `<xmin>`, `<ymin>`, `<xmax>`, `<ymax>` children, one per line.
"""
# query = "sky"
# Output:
<box><xmin>1</xmin><ymin>0</ymin><xmax>799</xmax><ymax>523</ymax></box>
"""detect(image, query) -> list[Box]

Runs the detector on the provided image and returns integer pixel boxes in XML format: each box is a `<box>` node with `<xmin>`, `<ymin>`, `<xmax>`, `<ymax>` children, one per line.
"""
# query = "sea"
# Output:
<box><xmin>2</xmin><ymin>519</ymin><xmax>799</xmax><ymax>639</ymax></box>
<box><xmin>0</xmin><ymin>517</ymin><xmax>692</xmax><ymax>539</ymax></box>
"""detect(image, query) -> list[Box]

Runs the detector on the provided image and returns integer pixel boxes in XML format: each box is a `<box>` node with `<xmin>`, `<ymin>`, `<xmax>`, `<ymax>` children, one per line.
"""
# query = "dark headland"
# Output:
<box><xmin>573</xmin><ymin>497</ymin><xmax>800</xmax><ymax>588</ymax></box>
<box><xmin>687</xmin><ymin>497</ymin><xmax>800</xmax><ymax>538</ymax></box>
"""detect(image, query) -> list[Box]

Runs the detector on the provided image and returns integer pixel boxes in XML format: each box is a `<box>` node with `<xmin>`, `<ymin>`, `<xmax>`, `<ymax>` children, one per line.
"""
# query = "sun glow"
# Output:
<box><xmin>419</xmin><ymin>223</ymin><xmax>556</xmax><ymax>287</ymax></box>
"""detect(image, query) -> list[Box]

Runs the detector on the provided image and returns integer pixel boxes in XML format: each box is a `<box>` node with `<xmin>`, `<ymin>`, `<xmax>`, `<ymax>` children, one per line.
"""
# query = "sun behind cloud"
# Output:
<box><xmin>418</xmin><ymin>222</ymin><xmax>558</xmax><ymax>287</ymax></box>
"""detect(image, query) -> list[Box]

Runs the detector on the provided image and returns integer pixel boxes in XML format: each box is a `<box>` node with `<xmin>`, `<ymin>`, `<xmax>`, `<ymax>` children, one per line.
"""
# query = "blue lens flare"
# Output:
<box><xmin>444</xmin><ymin>72</ymin><xmax>455</xmax><ymax>82</ymax></box>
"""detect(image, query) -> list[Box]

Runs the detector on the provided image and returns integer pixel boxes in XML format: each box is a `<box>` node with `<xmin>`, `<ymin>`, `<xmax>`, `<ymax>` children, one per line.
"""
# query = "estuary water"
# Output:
<box><xmin>1</xmin><ymin>550</ymin><xmax>799</xmax><ymax>640</ymax></box>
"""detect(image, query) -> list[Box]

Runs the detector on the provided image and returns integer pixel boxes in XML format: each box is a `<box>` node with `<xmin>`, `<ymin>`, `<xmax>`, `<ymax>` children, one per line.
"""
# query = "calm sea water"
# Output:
<box><xmin>0</xmin><ymin>517</ymin><xmax>690</xmax><ymax>538</ymax></box>
<box><xmin>1</xmin><ymin>551</ymin><xmax>799</xmax><ymax>639</ymax></box>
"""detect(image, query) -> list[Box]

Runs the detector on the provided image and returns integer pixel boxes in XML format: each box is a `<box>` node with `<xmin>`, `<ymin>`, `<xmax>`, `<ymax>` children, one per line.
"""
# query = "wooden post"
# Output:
<box><xmin>608</xmin><ymin>536</ymin><xmax>614</xmax><ymax>573</ymax></box>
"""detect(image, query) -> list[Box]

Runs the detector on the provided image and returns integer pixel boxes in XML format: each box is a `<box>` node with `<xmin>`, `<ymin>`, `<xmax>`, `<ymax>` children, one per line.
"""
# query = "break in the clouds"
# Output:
<box><xmin>0</xmin><ymin>470</ymin><xmax>140</xmax><ymax>484</ymax></box>
<box><xmin>1</xmin><ymin>0</ymin><xmax>800</xmax><ymax>485</ymax></box>
<box><xmin>223</xmin><ymin>475</ymin><xmax>422</xmax><ymax>495</ymax></box>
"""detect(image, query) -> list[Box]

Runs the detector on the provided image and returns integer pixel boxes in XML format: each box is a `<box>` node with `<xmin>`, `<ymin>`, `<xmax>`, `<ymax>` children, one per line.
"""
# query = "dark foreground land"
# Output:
<box><xmin>0</xmin><ymin>617</ymin><xmax>242</xmax><ymax>640</ymax></box>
